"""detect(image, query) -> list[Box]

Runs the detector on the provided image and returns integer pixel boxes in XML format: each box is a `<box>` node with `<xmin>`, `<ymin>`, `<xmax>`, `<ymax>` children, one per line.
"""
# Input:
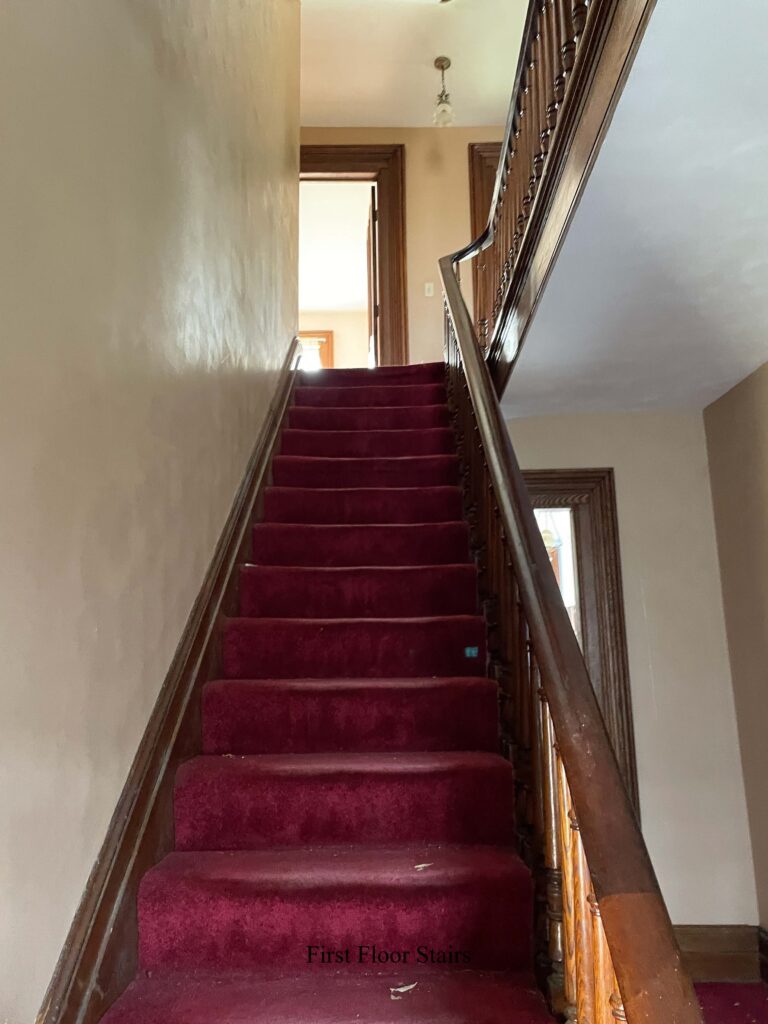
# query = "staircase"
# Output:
<box><xmin>102</xmin><ymin>361</ymin><xmax>554</xmax><ymax>1023</ymax></box>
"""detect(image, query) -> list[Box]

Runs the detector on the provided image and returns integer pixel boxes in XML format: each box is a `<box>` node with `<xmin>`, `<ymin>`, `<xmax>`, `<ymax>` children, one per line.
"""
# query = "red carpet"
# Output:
<box><xmin>100</xmin><ymin>361</ymin><xmax>723</xmax><ymax>1022</ymax></box>
<box><xmin>697</xmin><ymin>984</ymin><xmax>768</xmax><ymax>1023</ymax></box>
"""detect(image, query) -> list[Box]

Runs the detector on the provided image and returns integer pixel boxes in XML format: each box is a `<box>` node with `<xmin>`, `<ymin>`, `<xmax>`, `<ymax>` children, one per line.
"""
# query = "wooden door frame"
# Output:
<box><xmin>300</xmin><ymin>145</ymin><xmax>408</xmax><ymax>366</ymax></box>
<box><xmin>523</xmin><ymin>467</ymin><xmax>640</xmax><ymax>816</ymax></box>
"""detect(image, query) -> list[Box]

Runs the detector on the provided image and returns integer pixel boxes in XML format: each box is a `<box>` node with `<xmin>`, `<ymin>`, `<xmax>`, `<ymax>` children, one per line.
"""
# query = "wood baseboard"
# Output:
<box><xmin>674</xmin><ymin>925</ymin><xmax>760</xmax><ymax>983</ymax></box>
<box><xmin>37</xmin><ymin>339</ymin><xmax>300</xmax><ymax>1024</ymax></box>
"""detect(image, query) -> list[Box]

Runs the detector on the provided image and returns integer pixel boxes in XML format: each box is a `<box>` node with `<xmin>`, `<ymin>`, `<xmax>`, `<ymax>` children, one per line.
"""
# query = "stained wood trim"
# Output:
<box><xmin>441</xmin><ymin>256</ymin><xmax>702</xmax><ymax>1022</ymax></box>
<box><xmin>674</xmin><ymin>925</ymin><xmax>761</xmax><ymax>983</ymax></box>
<box><xmin>37</xmin><ymin>338</ymin><xmax>301</xmax><ymax>1024</ymax></box>
<box><xmin>482</xmin><ymin>0</ymin><xmax>658</xmax><ymax>393</ymax></box>
<box><xmin>522</xmin><ymin>468</ymin><xmax>638</xmax><ymax>815</ymax></box>
<box><xmin>760</xmin><ymin>926</ymin><xmax>768</xmax><ymax>984</ymax></box>
<box><xmin>468</xmin><ymin>143</ymin><xmax>502</xmax><ymax>342</ymax></box>
<box><xmin>300</xmin><ymin>145</ymin><xmax>408</xmax><ymax>366</ymax></box>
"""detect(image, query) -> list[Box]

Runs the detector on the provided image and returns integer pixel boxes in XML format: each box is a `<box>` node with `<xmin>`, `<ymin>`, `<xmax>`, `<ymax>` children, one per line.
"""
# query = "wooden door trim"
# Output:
<box><xmin>523</xmin><ymin>467</ymin><xmax>639</xmax><ymax>814</ymax></box>
<box><xmin>300</xmin><ymin>145</ymin><xmax>408</xmax><ymax>366</ymax></box>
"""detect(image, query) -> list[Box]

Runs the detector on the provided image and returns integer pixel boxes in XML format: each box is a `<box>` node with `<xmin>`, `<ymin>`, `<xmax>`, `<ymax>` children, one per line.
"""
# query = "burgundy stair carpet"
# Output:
<box><xmin>696</xmin><ymin>983</ymin><xmax>768</xmax><ymax>1024</ymax></box>
<box><xmin>101</xmin><ymin>362</ymin><xmax>556</xmax><ymax>1023</ymax></box>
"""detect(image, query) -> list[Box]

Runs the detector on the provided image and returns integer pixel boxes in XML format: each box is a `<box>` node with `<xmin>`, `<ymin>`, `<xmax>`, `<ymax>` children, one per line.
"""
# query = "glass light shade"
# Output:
<box><xmin>433</xmin><ymin>100</ymin><xmax>455</xmax><ymax>127</ymax></box>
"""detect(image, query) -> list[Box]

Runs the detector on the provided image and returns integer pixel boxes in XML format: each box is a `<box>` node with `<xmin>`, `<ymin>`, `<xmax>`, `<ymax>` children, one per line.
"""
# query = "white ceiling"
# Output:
<box><xmin>301</xmin><ymin>0</ymin><xmax>528</xmax><ymax>127</ymax></box>
<box><xmin>299</xmin><ymin>181</ymin><xmax>372</xmax><ymax>311</ymax></box>
<box><xmin>504</xmin><ymin>0</ymin><xmax>768</xmax><ymax>417</ymax></box>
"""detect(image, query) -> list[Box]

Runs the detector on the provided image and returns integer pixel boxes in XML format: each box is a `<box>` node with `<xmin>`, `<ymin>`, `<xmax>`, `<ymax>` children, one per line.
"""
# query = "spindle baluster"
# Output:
<box><xmin>541</xmin><ymin>700</ymin><xmax>565</xmax><ymax>1006</ymax></box>
<box><xmin>557</xmin><ymin>754</ymin><xmax>578</xmax><ymax>1022</ymax></box>
<box><xmin>572</xmin><ymin>815</ymin><xmax>597</xmax><ymax>1024</ymax></box>
<box><xmin>572</xmin><ymin>0</ymin><xmax>589</xmax><ymax>37</ymax></box>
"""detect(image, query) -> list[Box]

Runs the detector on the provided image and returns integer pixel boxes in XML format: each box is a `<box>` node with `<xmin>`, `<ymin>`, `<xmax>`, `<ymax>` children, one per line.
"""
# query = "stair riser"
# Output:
<box><xmin>297</xmin><ymin>363</ymin><xmax>445</xmax><ymax>387</ymax></box>
<box><xmin>239</xmin><ymin>565</ymin><xmax>478</xmax><ymax>618</ymax></box>
<box><xmin>262</xmin><ymin>487</ymin><xmax>463</xmax><ymax>525</ymax></box>
<box><xmin>202</xmin><ymin>679</ymin><xmax>499</xmax><ymax>754</ymax></box>
<box><xmin>272</xmin><ymin>456</ymin><xmax>459</xmax><ymax>489</ymax></box>
<box><xmin>251</xmin><ymin>523</ymin><xmax>471</xmax><ymax>567</ymax></box>
<box><xmin>223</xmin><ymin>618</ymin><xmax>487</xmax><ymax>679</ymax></box>
<box><xmin>138</xmin><ymin>876</ymin><xmax>533</xmax><ymax>973</ymax></box>
<box><xmin>287</xmin><ymin>405</ymin><xmax>451</xmax><ymax>431</ymax></box>
<box><xmin>175</xmin><ymin>759</ymin><xmax>514</xmax><ymax>850</ymax></box>
<box><xmin>294</xmin><ymin>384</ymin><xmax>447</xmax><ymax>408</ymax></box>
<box><xmin>280</xmin><ymin>428</ymin><xmax>454</xmax><ymax>457</ymax></box>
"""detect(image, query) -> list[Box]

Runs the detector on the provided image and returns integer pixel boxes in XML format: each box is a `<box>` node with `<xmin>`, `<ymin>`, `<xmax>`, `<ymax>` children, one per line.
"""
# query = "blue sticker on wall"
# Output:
<box><xmin>464</xmin><ymin>646</ymin><xmax>480</xmax><ymax>658</ymax></box>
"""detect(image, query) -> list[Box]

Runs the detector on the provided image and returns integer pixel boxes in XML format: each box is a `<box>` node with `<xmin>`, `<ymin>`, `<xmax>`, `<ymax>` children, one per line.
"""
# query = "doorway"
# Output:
<box><xmin>524</xmin><ymin>467</ymin><xmax>640</xmax><ymax>816</ymax></box>
<box><xmin>300</xmin><ymin>145</ymin><xmax>408</xmax><ymax>366</ymax></box>
<box><xmin>299</xmin><ymin>181</ymin><xmax>376</xmax><ymax>369</ymax></box>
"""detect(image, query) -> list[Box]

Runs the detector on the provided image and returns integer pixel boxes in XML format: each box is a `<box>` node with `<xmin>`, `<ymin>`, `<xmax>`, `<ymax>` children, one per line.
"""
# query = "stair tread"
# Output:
<box><xmin>143</xmin><ymin>844</ymin><xmax>528</xmax><ymax>886</ymax></box>
<box><xmin>138</xmin><ymin>845</ymin><xmax>533</xmax><ymax>974</ymax></box>
<box><xmin>294</xmin><ymin>385</ymin><xmax>447</xmax><ymax>408</ymax></box>
<box><xmin>205</xmin><ymin>675</ymin><xmax>496</xmax><ymax>689</ymax></box>
<box><xmin>262</xmin><ymin>485</ymin><xmax>463</xmax><ymax>524</ymax></box>
<box><xmin>287</xmin><ymin>404</ymin><xmax>451</xmax><ymax>431</ymax></box>
<box><xmin>251</xmin><ymin>522</ymin><xmax>471</xmax><ymax>568</ymax></box>
<box><xmin>272</xmin><ymin>454</ymin><xmax>459</xmax><ymax>488</ymax></box>
<box><xmin>265</xmin><ymin>484</ymin><xmax>461</xmax><ymax>495</ymax></box>
<box><xmin>102</xmin><ymin>970</ymin><xmax>553</xmax><ymax>1024</ymax></box>
<box><xmin>202</xmin><ymin>676</ymin><xmax>499</xmax><ymax>756</ymax></box>
<box><xmin>275</xmin><ymin>454</ymin><xmax>459</xmax><ymax>463</ymax></box>
<box><xmin>174</xmin><ymin>753</ymin><xmax>514</xmax><ymax>849</ymax></box>
<box><xmin>256</xmin><ymin>520</ymin><xmax>466</xmax><ymax>528</ymax></box>
<box><xmin>280</xmin><ymin>426</ymin><xmax>454</xmax><ymax>457</ymax></box>
<box><xmin>238</xmin><ymin>564</ymin><xmax>478</xmax><ymax>618</ymax></box>
<box><xmin>298</xmin><ymin>361</ymin><xmax>445</xmax><ymax>386</ymax></box>
<box><xmin>227</xmin><ymin>614</ymin><xmax>484</xmax><ymax>624</ymax></box>
<box><xmin>180</xmin><ymin>750</ymin><xmax>511</xmax><ymax>774</ymax></box>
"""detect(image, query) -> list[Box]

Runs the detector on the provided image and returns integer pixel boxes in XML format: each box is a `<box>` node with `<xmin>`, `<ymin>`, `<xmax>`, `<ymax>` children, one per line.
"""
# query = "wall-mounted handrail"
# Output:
<box><xmin>439</xmin><ymin>254</ymin><xmax>703</xmax><ymax>1022</ymax></box>
<box><xmin>453</xmin><ymin>0</ymin><xmax>657</xmax><ymax>396</ymax></box>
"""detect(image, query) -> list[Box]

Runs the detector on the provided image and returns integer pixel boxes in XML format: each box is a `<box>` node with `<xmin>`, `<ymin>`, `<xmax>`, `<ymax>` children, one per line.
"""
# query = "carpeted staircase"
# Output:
<box><xmin>100</xmin><ymin>362</ymin><xmax>558</xmax><ymax>1022</ymax></box>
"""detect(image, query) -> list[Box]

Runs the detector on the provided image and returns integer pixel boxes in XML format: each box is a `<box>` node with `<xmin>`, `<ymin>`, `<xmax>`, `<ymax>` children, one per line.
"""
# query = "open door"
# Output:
<box><xmin>366</xmin><ymin>185</ymin><xmax>380</xmax><ymax>367</ymax></box>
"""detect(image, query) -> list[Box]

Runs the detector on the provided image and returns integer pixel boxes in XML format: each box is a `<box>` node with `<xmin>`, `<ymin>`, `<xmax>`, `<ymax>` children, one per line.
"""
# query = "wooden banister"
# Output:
<box><xmin>458</xmin><ymin>0</ymin><xmax>657</xmax><ymax>395</ymax></box>
<box><xmin>439</xmin><ymin>255</ymin><xmax>703</xmax><ymax>1023</ymax></box>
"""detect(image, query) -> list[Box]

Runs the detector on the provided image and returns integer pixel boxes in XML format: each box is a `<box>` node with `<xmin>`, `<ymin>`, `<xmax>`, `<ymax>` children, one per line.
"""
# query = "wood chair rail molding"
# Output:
<box><xmin>440</xmin><ymin>254</ymin><xmax>703</xmax><ymax>1023</ymax></box>
<box><xmin>300</xmin><ymin>145</ymin><xmax>408</xmax><ymax>366</ymax></box>
<box><xmin>37</xmin><ymin>338</ymin><xmax>301</xmax><ymax>1024</ymax></box>
<box><xmin>454</xmin><ymin>0</ymin><xmax>657</xmax><ymax>395</ymax></box>
<box><xmin>522</xmin><ymin>467</ymin><xmax>638</xmax><ymax>813</ymax></box>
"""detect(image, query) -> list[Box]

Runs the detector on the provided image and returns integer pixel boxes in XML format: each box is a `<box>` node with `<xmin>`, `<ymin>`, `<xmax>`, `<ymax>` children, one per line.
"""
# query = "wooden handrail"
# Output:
<box><xmin>456</xmin><ymin>0</ymin><xmax>657</xmax><ymax>395</ymax></box>
<box><xmin>439</xmin><ymin>254</ymin><xmax>703</xmax><ymax>1022</ymax></box>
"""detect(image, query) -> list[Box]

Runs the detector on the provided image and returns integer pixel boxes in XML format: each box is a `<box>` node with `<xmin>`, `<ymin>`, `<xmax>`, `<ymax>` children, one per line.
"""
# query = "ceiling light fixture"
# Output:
<box><xmin>433</xmin><ymin>56</ymin><xmax>456</xmax><ymax>128</ymax></box>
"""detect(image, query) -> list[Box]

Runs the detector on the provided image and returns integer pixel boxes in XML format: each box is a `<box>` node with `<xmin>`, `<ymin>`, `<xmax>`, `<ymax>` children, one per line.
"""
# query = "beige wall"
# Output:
<box><xmin>0</xmin><ymin>1</ymin><xmax>299</xmax><ymax>1019</ymax></box>
<box><xmin>705</xmin><ymin>362</ymin><xmax>768</xmax><ymax>927</ymax></box>
<box><xmin>299</xmin><ymin>309</ymin><xmax>370</xmax><ymax>368</ymax></box>
<box><xmin>301</xmin><ymin>127</ymin><xmax>505</xmax><ymax>364</ymax></box>
<box><xmin>508</xmin><ymin>411</ymin><xmax>758</xmax><ymax>925</ymax></box>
